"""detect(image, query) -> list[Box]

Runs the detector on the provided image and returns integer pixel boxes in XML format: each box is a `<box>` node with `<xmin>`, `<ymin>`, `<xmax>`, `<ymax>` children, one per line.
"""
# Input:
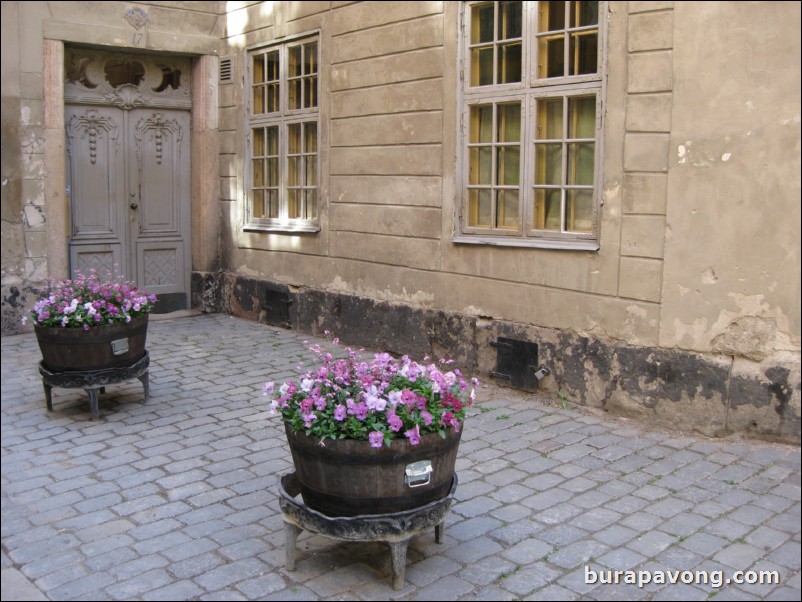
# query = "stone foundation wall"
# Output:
<box><xmin>193</xmin><ymin>271</ymin><xmax>801</xmax><ymax>445</ymax></box>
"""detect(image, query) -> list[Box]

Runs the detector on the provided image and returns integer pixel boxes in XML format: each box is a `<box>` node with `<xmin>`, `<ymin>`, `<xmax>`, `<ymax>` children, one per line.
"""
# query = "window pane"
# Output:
<box><xmin>569</xmin><ymin>96</ymin><xmax>596</xmax><ymax>138</ymax></box>
<box><xmin>252</xmin><ymin>159</ymin><xmax>264</xmax><ymax>187</ymax></box>
<box><xmin>567</xmin><ymin>189</ymin><xmax>593</xmax><ymax>232</ymax></box>
<box><xmin>253</xmin><ymin>128</ymin><xmax>265</xmax><ymax>155</ymax></box>
<box><xmin>267</xmin><ymin>83</ymin><xmax>279</xmax><ymax>113</ymax></box>
<box><xmin>304</xmin><ymin>76</ymin><xmax>317</xmax><ymax>108</ymax></box>
<box><xmin>498</xmin><ymin>146</ymin><xmax>520</xmax><ymax>185</ymax></box>
<box><xmin>253</xmin><ymin>86</ymin><xmax>265</xmax><ymax>114</ymax></box>
<box><xmin>470</xmin><ymin>105</ymin><xmax>493</xmax><ymax>143</ymax></box>
<box><xmin>267</xmin><ymin>126</ymin><xmax>279</xmax><ymax>155</ymax></box>
<box><xmin>497</xmin><ymin>189</ymin><xmax>519</xmax><ymax>229</ymax></box>
<box><xmin>469</xmin><ymin>147</ymin><xmax>493</xmax><ymax>185</ymax></box>
<box><xmin>289</xmin><ymin>79</ymin><xmax>301</xmax><ymax>110</ymax></box>
<box><xmin>288</xmin><ymin>156</ymin><xmax>300</xmax><ymax>187</ymax></box>
<box><xmin>534</xmin><ymin>189</ymin><xmax>562</xmax><ymax>230</ymax></box>
<box><xmin>534</xmin><ymin>143</ymin><xmax>561</xmax><ymax>185</ymax></box>
<box><xmin>498</xmin><ymin>1</ymin><xmax>522</xmax><ymax>39</ymax></box>
<box><xmin>538</xmin><ymin>35</ymin><xmax>565</xmax><ymax>79</ymax></box>
<box><xmin>472</xmin><ymin>3</ymin><xmax>495</xmax><ymax>44</ymax></box>
<box><xmin>468</xmin><ymin>189</ymin><xmax>493</xmax><ymax>227</ymax></box>
<box><xmin>305</xmin><ymin>42</ymin><xmax>318</xmax><ymax>74</ymax></box>
<box><xmin>471</xmin><ymin>47</ymin><xmax>494</xmax><ymax>86</ymax></box>
<box><xmin>252</xmin><ymin>189</ymin><xmax>265</xmax><ymax>218</ymax></box>
<box><xmin>267</xmin><ymin>189</ymin><xmax>279</xmax><ymax>218</ymax></box>
<box><xmin>287</xmin><ymin>189</ymin><xmax>299</xmax><ymax>218</ymax></box>
<box><xmin>568</xmin><ymin>142</ymin><xmax>594</xmax><ymax>185</ymax></box>
<box><xmin>570</xmin><ymin>31</ymin><xmax>597</xmax><ymax>75</ymax></box>
<box><xmin>539</xmin><ymin>1</ymin><xmax>566</xmax><ymax>32</ymax></box>
<box><xmin>571</xmin><ymin>0</ymin><xmax>598</xmax><ymax>27</ymax></box>
<box><xmin>267</xmin><ymin>157</ymin><xmax>278</xmax><ymax>186</ymax></box>
<box><xmin>498</xmin><ymin>103</ymin><xmax>521</xmax><ymax>142</ymax></box>
<box><xmin>306</xmin><ymin>189</ymin><xmax>317</xmax><ymax>219</ymax></box>
<box><xmin>537</xmin><ymin>98</ymin><xmax>564</xmax><ymax>140</ymax></box>
<box><xmin>306</xmin><ymin>156</ymin><xmax>317</xmax><ymax>186</ymax></box>
<box><xmin>253</xmin><ymin>54</ymin><xmax>265</xmax><ymax>83</ymax></box>
<box><xmin>498</xmin><ymin>43</ymin><xmax>522</xmax><ymax>83</ymax></box>
<box><xmin>305</xmin><ymin>122</ymin><xmax>317</xmax><ymax>152</ymax></box>
<box><xmin>288</xmin><ymin>46</ymin><xmax>302</xmax><ymax>78</ymax></box>
<box><xmin>267</xmin><ymin>50</ymin><xmax>279</xmax><ymax>78</ymax></box>
<box><xmin>288</xmin><ymin>123</ymin><xmax>301</xmax><ymax>154</ymax></box>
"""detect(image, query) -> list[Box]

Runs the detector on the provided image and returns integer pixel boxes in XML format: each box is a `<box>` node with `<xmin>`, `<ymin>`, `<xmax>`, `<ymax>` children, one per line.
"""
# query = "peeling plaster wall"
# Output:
<box><xmin>662</xmin><ymin>2</ymin><xmax>801</xmax><ymax>359</ymax></box>
<box><xmin>0</xmin><ymin>1</ymin><xmax>224</xmax><ymax>335</ymax></box>
<box><xmin>212</xmin><ymin>2</ymin><xmax>800</xmax><ymax>443</ymax></box>
<box><xmin>2</xmin><ymin>1</ymin><xmax>799</xmax><ymax>442</ymax></box>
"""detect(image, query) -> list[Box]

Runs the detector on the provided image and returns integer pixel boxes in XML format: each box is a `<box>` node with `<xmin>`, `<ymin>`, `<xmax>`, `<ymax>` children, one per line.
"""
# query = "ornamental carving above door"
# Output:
<box><xmin>65</xmin><ymin>48</ymin><xmax>191</xmax><ymax>110</ymax></box>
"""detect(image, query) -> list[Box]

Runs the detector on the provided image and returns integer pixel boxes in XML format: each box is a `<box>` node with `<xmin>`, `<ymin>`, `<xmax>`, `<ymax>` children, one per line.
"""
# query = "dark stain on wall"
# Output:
<box><xmin>195</xmin><ymin>271</ymin><xmax>801</xmax><ymax>444</ymax></box>
<box><xmin>615</xmin><ymin>346</ymin><xmax>729</xmax><ymax>404</ymax></box>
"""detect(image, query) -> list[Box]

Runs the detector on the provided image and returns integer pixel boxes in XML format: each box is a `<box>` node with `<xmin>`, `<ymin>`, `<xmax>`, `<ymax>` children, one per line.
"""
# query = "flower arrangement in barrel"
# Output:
<box><xmin>264</xmin><ymin>334</ymin><xmax>478</xmax><ymax>447</ymax></box>
<box><xmin>25</xmin><ymin>269</ymin><xmax>156</xmax><ymax>330</ymax></box>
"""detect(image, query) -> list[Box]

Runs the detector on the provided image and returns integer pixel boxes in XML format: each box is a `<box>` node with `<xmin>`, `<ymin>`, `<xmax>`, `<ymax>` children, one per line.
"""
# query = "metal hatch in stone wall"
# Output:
<box><xmin>491</xmin><ymin>338</ymin><xmax>540</xmax><ymax>391</ymax></box>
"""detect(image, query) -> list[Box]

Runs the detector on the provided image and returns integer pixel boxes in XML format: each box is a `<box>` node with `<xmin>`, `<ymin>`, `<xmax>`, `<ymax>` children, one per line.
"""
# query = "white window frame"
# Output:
<box><xmin>245</xmin><ymin>33</ymin><xmax>321</xmax><ymax>233</ymax></box>
<box><xmin>456</xmin><ymin>1</ymin><xmax>606</xmax><ymax>250</ymax></box>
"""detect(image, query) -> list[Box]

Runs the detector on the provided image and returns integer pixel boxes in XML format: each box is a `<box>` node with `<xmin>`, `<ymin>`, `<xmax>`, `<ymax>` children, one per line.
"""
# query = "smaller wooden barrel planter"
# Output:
<box><xmin>284</xmin><ymin>422</ymin><xmax>462</xmax><ymax>517</ymax></box>
<box><xmin>34</xmin><ymin>315</ymin><xmax>149</xmax><ymax>372</ymax></box>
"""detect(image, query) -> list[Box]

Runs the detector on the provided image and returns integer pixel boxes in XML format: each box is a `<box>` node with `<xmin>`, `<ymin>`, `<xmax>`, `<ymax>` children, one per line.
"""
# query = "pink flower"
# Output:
<box><xmin>404</xmin><ymin>425</ymin><xmax>421</xmax><ymax>446</ymax></box>
<box><xmin>369</xmin><ymin>431</ymin><xmax>384</xmax><ymax>448</ymax></box>
<box><xmin>387</xmin><ymin>412</ymin><xmax>403</xmax><ymax>432</ymax></box>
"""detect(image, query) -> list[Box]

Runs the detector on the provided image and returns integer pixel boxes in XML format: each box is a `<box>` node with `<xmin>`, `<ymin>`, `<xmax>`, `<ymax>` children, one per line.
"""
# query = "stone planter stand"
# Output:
<box><xmin>278</xmin><ymin>471</ymin><xmax>458</xmax><ymax>591</ymax></box>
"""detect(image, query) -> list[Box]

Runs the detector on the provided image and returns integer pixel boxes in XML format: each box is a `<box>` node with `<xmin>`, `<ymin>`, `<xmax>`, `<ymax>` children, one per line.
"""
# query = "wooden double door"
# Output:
<box><xmin>65</xmin><ymin>50</ymin><xmax>192</xmax><ymax>312</ymax></box>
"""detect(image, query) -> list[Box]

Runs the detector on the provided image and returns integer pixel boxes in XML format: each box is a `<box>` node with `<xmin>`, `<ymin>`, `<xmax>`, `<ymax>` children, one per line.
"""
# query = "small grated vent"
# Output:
<box><xmin>220</xmin><ymin>57</ymin><xmax>232</xmax><ymax>83</ymax></box>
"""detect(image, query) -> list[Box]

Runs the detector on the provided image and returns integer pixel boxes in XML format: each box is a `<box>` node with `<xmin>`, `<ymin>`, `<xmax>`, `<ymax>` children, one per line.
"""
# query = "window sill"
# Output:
<box><xmin>452</xmin><ymin>235</ymin><xmax>599</xmax><ymax>252</ymax></box>
<box><xmin>243</xmin><ymin>223</ymin><xmax>321</xmax><ymax>234</ymax></box>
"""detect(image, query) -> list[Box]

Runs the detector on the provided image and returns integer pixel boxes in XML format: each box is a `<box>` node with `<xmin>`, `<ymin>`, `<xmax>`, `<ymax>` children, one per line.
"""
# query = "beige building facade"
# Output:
<box><xmin>2</xmin><ymin>1</ymin><xmax>800</xmax><ymax>443</ymax></box>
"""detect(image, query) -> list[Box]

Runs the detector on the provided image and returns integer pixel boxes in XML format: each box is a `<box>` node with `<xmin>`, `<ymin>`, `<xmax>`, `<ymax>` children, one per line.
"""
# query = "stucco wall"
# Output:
<box><xmin>215</xmin><ymin>1</ymin><xmax>800</xmax><ymax>442</ymax></box>
<box><xmin>0</xmin><ymin>0</ymin><xmax>223</xmax><ymax>333</ymax></box>
<box><xmin>1</xmin><ymin>1</ymin><xmax>799</xmax><ymax>442</ymax></box>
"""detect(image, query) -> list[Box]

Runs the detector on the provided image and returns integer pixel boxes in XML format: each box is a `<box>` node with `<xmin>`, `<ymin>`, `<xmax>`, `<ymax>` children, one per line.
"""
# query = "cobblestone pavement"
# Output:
<box><xmin>2</xmin><ymin>313</ymin><xmax>800</xmax><ymax>601</ymax></box>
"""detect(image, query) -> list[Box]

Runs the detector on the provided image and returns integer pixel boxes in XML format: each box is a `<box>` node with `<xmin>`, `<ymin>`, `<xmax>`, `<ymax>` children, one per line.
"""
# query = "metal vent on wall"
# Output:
<box><xmin>220</xmin><ymin>57</ymin><xmax>232</xmax><ymax>83</ymax></box>
<box><xmin>491</xmin><ymin>338</ymin><xmax>540</xmax><ymax>391</ymax></box>
<box><xmin>262</xmin><ymin>289</ymin><xmax>291</xmax><ymax>328</ymax></box>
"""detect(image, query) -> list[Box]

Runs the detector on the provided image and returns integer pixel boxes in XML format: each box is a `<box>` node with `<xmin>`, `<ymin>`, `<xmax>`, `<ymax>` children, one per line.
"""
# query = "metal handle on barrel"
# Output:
<box><xmin>405</xmin><ymin>460</ymin><xmax>433</xmax><ymax>488</ymax></box>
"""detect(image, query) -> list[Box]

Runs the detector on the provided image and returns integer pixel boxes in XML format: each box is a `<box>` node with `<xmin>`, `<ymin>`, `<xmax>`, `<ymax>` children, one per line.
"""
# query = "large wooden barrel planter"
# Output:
<box><xmin>284</xmin><ymin>422</ymin><xmax>462</xmax><ymax>517</ymax></box>
<box><xmin>34</xmin><ymin>315</ymin><xmax>149</xmax><ymax>372</ymax></box>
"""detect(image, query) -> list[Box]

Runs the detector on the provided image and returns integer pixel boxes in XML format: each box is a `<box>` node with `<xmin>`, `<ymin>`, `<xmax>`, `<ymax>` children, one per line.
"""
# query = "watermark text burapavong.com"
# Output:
<box><xmin>585</xmin><ymin>566</ymin><xmax>780</xmax><ymax>589</ymax></box>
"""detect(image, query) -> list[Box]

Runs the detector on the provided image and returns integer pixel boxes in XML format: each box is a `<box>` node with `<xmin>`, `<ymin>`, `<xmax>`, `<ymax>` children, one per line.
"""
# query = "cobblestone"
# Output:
<box><xmin>2</xmin><ymin>314</ymin><xmax>800</xmax><ymax>601</ymax></box>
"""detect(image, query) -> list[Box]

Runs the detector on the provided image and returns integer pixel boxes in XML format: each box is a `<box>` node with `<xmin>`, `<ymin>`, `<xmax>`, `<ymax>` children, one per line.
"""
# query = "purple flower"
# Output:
<box><xmin>404</xmin><ymin>425</ymin><xmax>421</xmax><ymax>446</ymax></box>
<box><xmin>266</xmin><ymin>333</ymin><xmax>478</xmax><ymax>447</ymax></box>
<box><xmin>387</xmin><ymin>412</ymin><xmax>403</xmax><ymax>432</ymax></box>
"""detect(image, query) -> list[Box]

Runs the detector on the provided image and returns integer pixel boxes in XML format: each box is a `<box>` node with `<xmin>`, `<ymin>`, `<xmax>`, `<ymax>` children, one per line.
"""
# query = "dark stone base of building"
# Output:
<box><xmin>197</xmin><ymin>271</ymin><xmax>797</xmax><ymax>445</ymax></box>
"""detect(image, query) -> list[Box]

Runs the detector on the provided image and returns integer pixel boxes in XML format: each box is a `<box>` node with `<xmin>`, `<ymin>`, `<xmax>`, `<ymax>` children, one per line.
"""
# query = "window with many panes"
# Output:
<box><xmin>459</xmin><ymin>1</ymin><xmax>604</xmax><ymax>249</ymax></box>
<box><xmin>247</xmin><ymin>36</ymin><xmax>319</xmax><ymax>231</ymax></box>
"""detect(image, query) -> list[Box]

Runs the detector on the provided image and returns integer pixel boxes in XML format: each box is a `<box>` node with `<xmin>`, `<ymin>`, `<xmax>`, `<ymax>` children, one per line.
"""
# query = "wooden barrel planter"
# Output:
<box><xmin>34</xmin><ymin>315</ymin><xmax>149</xmax><ymax>372</ymax></box>
<box><xmin>284</xmin><ymin>422</ymin><xmax>462</xmax><ymax>517</ymax></box>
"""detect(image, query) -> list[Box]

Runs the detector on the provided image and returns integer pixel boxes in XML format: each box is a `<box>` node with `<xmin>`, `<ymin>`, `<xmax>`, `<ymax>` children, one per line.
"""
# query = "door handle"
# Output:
<box><xmin>130</xmin><ymin>202</ymin><xmax>138</xmax><ymax>210</ymax></box>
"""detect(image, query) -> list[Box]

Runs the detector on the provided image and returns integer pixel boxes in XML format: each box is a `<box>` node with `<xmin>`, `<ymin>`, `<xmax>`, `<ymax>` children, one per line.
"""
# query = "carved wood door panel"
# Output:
<box><xmin>65</xmin><ymin>49</ymin><xmax>192</xmax><ymax>313</ymax></box>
